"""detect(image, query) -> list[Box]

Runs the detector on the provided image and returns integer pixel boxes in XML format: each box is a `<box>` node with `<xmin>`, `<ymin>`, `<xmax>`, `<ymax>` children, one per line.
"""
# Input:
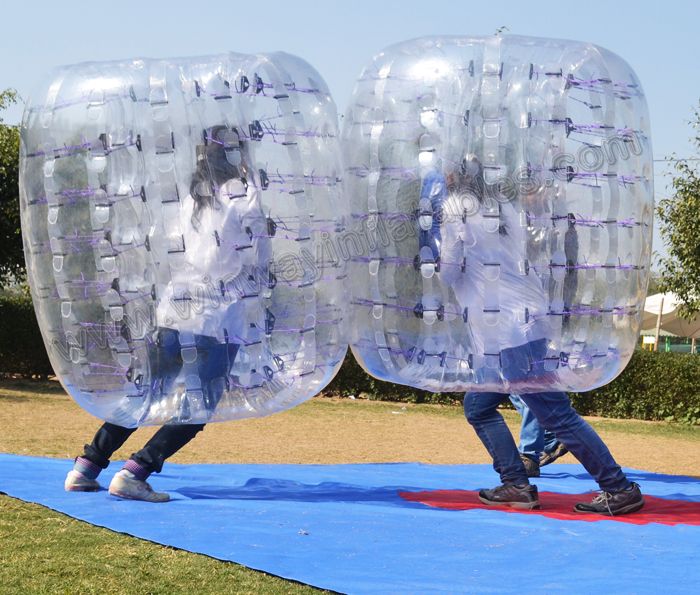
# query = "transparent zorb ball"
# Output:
<box><xmin>20</xmin><ymin>51</ymin><xmax>348</xmax><ymax>426</ymax></box>
<box><xmin>343</xmin><ymin>35</ymin><xmax>653</xmax><ymax>393</ymax></box>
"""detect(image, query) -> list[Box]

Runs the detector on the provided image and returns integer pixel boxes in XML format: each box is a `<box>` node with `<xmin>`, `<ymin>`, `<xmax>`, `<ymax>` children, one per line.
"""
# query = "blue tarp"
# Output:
<box><xmin>1</xmin><ymin>454</ymin><xmax>699</xmax><ymax>593</ymax></box>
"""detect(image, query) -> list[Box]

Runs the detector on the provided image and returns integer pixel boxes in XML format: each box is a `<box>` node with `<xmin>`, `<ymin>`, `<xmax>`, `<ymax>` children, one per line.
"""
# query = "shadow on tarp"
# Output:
<box><xmin>1</xmin><ymin>454</ymin><xmax>699</xmax><ymax>594</ymax></box>
<box><xmin>177</xmin><ymin>478</ymin><xmax>422</xmax><ymax>505</ymax></box>
<box><xmin>176</xmin><ymin>476</ymin><xmax>700</xmax><ymax>526</ymax></box>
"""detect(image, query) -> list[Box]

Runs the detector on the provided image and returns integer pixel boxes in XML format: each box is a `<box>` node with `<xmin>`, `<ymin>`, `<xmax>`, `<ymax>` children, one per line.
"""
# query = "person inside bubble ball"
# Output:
<box><xmin>441</xmin><ymin>155</ymin><xmax>644</xmax><ymax>516</ymax></box>
<box><xmin>64</xmin><ymin>125</ymin><xmax>267</xmax><ymax>502</ymax></box>
<box><xmin>509</xmin><ymin>198</ymin><xmax>578</xmax><ymax>478</ymax></box>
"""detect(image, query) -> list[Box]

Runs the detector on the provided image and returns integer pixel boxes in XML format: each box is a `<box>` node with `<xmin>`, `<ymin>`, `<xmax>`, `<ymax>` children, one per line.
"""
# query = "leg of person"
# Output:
<box><xmin>509</xmin><ymin>394</ymin><xmax>544</xmax><ymax>477</ymax></box>
<box><xmin>193</xmin><ymin>335</ymin><xmax>238</xmax><ymax>414</ymax></box>
<box><xmin>107</xmin><ymin>327</ymin><xmax>190</xmax><ymax>502</ymax></box>
<box><xmin>108</xmin><ymin>424</ymin><xmax>205</xmax><ymax>503</ymax></box>
<box><xmin>540</xmin><ymin>429</ymin><xmax>569</xmax><ymax>467</ymax></box>
<box><xmin>519</xmin><ymin>392</ymin><xmax>643</xmax><ymax>515</ymax></box>
<box><xmin>65</xmin><ymin>423</ymin><xmax>138</xmax><ymax>492</ymax></box>
<box><xmin>505</xmin><ymin>339</ymin><xmax>567</xmax><ymax>467</ymax></box>
<box><xmin>543</xmin><ymin>429</ymin><xmax>559</xmax><ymax>453</ymax></box>
<box><xmin>110</xmin><ymin>332</ymin><xmax>234</xmax><ymax>502</ymax></box>
<box><xmin>109</xmin><ymin>331</ymin><xmax>235</xmax><ymax>502</ymax></box>
<box><xmin>464</xmin><ymin>392</ymin><xmax>540</xmax><ymax>509</ymax></box>
<box><xmin>150</xmin><ymin>328</ymin><xmax>184</xmax><ymax>399</ymax></box>
<box><xmin>130</xmin><ymin>423</ymin><xmax>205</xmax><ymax>475</ymax></box>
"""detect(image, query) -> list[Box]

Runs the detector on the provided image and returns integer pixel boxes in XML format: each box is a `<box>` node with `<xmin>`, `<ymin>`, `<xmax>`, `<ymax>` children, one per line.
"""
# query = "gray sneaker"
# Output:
<box><xmin>65</xmin><ymin>470</ymin><xmax>100</xmax><ymax>492</ymax></box>
<box><xmin>478</xmin><ymin>483</ymin><xmax>540</xmax><ymax>509</ymax></box>
<box><xmin>574</xmin><ymin>482</ymin><xmax>644</xmax><ymax>516</ymax></box>
<box><xmin>108</xmin><ymin>469</ymin><xmax>170</xmax><ymax>503</ymax></box>
<box><xmin>520</xmin><ymin>454</ymin><xmax>540</xmax><ymax>478</ymax></box>
<box><xmin>539</xmin><ymin>442</ymin><xmax>569</xmax><ymax>466</ymax></box>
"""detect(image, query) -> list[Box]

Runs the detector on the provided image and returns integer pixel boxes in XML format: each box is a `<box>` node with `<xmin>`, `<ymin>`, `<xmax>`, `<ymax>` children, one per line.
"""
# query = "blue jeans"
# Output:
<box><xmin>83</xmin><ymin>328</ymin><xmax>238</xmax><ymax>475</ymax></box>
<box><xmin>510</xmin><ymin>394</ymin><xmax>559</xmax><ymax>460</ymax></box>
<box><xmin>83</xmin><ymin>422</ymin><xmax>204</xmax><ymax>475</ymax></box>
<box><xmin>418</xmin><ymin>169</ymin><xmax>447</xmax><ymax>262</ymax></box>
<box><xmin>149</xmin><ymin>328</ymin><xmax>238</xmax><ymax>414</ymax></box>
<box><xmin>464</xmin><ymin>391</ymin><xmax>630</xmax><ymax>491</ymax></box>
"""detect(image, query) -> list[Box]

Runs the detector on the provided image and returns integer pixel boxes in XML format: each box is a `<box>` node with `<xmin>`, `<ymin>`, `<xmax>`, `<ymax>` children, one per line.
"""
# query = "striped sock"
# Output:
<box><xmin>74</xmin><ymin>456</ymin><xmax>101</xmax><ymax>480</ymax></box>
<box><xmin>123</xmin><ymin>459</ymin><xmax>150</xmax><ymax>481</ymax></box>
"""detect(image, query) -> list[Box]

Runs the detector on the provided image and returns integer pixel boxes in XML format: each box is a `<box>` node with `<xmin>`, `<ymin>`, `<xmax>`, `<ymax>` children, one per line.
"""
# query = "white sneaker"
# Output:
<box><xmin>108</xmin><ymin>469</ymin><xmax>170</xmax><ymax>503</ymax></box>
<box><xmin>65</xmin><ymin>470</ymin><xmax>101</xmax><ymax>492</ymax></box>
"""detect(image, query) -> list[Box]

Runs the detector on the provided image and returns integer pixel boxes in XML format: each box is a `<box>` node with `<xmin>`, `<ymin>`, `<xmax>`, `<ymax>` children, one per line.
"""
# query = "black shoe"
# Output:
<box><xmin>478</xmin><ymin>483</ymin><xmax>540</xmax><ymax>510</ymax></box>
<box><xmin>539</xmin><ymin>442</ymin><xmax>569</xmax><ymax>467</ymax></box>
<box><xmin>520</xmin><ymin>454</ymin><xmax>540</xmax><ymax>478</ymax></box>
<box><xmin>574</xmin><ymin>483</ymin><xmax>644</xmax><ymax>516</ymax></box>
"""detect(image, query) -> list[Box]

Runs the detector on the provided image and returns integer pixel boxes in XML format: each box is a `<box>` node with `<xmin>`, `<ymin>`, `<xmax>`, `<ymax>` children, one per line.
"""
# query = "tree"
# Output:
<box><xmin>647</xmin><ymin>271</ymin><xmax>662</xmax><ymax>296</ymax></box>
<box><xmin>657</xmin><ymin>104</ymin><xmax>700</xmax><ymax>317</ymax></box>
<box><xmin>0</xmin><ymin>89</ymin><xmax>23</xmax><ymax>288</ymax></box>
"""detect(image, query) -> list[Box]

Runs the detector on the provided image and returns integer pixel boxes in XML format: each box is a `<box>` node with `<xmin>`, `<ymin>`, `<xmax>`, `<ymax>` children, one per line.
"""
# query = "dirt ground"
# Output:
<box><xmin>0</xmin><ymin>380</ymin><xmax>698</xmax><ymax>477</ymax></box>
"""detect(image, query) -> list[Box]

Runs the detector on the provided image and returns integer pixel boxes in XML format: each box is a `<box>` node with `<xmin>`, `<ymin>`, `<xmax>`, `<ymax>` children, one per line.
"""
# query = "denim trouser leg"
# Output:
<box><xmin>464</xmin><ymin>392</ymin><xmax>529</xmax><ymax>486</ymax></box>
<box><xmin>128</xmin><ymin>329</ymin><xmax>238</xmax><ymax>475</ymax></box>
<box><xmin>509</xmin><ymin>394</ymin><xmax>545</xmax><ymax>460</ymax></box>
<box><xmin>519</xmin><ymin>392</ymin><xmax>630</xmax><ymax>492</ymax></box>
<box><xmin>543</xmin><ymin>430</ymin><xmax>559</xmax><ymax>454</ymax></box>
<box><xmin>151</xmin><ymin>329</ymin><xmax>238</xmax><ymax>416</ymax></box>
<box><xmin>131</xmin><ymin>424</ymin><xmax>206</xmax><ymax>474</ymax></box>
<box><xmin>83</xmin><ymin>423</ymin><xmax>138</xmax><ymax>469</ymax></box>
<box><xmin>83</xmin><ymin>421</ymin><xmax>205</xmax><ymax>476</ymax></box>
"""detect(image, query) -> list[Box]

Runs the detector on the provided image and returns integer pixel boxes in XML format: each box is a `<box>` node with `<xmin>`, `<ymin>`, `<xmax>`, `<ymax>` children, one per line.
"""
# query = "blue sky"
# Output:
<box><xmin>1</xmin><ymin>0</ymin><xmax>697</xmax><ymax>261</ymax></box>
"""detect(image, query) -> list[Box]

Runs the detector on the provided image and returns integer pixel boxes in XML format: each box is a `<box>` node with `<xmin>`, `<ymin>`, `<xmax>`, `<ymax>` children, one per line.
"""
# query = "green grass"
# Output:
<box><xmin>0</xmin><ymin>378</ymin><xmax>66</xmax><ymax>400</ymax></box>
<box><xmin>0</xmin><ymin>495</ymin><xmax>326</xmax><ymax>595</ymax></box>
<box><xmin>335</xmin><ymin>396</ymin><xmax>700</xmax><ymax>441</ymax></box>
<box><xmin>580</xmin><ymin>415</ymin><xmax>700</xmax><ymax>441</ymax></box>
<box><xmin>3</xmin><ymin>375</ymin><xmax>699</xmax><ymax>442</ymax></box>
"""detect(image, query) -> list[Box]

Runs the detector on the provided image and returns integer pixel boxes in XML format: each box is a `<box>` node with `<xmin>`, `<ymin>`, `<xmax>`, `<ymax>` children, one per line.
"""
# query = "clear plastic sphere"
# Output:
<box><xmin>20</xmin><ymin>52</ymin><xmax>348</xmax><ymax>426</ymax></box>
<box><xmin>342</xmin><ymin>35</ymin><xmax>653</xmax><ymax>393</ymax></box>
